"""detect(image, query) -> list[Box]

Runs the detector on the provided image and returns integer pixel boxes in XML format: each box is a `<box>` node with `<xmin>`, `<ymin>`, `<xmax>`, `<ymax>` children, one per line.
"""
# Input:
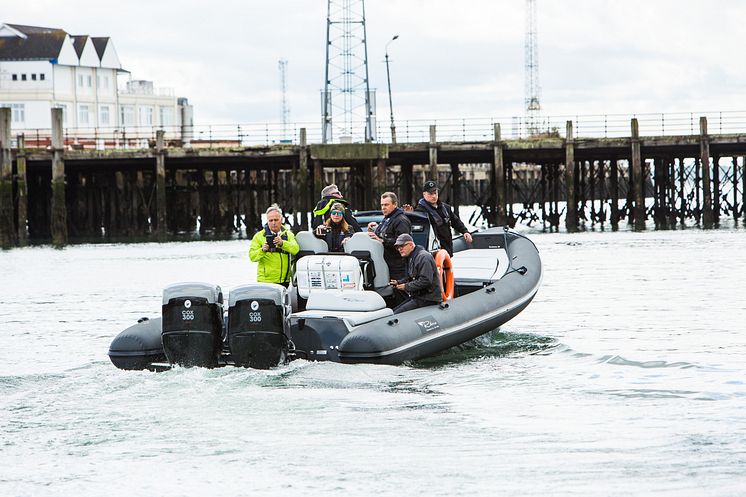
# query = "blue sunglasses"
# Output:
<box><xmin>330</xmin><ymin>210</ymin><xmax>344</xmax><ymax>216</ymax></box>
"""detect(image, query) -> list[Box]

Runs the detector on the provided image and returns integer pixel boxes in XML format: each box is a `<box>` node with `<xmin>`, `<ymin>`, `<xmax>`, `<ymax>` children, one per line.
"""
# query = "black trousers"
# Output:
<box><xmin>393</xmin><ymin>297</ymin><xmax>438</xmax><ymax>315</ymax></box>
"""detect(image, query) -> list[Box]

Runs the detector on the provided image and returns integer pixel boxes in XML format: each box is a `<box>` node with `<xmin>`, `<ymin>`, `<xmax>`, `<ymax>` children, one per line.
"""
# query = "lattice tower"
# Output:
<box><xmin>278</xmin><ymin>59</ymin><xmax>290</xmax><ymax>141</ymax></box>
<box><xmin>322</xmin><ymin>0</ymin><xmax>376</xmax><ymax>143</ymax></box>
<box><xmin>525</xmin><ymin>0</ymin><xmax>541</xmax><ymax>133</ymax></box>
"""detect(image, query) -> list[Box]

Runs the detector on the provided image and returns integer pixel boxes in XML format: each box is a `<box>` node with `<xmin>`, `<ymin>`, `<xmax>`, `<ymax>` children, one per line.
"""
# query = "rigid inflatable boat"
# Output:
<box><xmin>108</xmin><ymin>214</ymin><xmax>542</xmax><ymax>370</ymax></box>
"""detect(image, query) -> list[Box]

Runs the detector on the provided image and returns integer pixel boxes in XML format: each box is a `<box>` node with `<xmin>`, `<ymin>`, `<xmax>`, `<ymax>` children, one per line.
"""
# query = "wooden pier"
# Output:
<box><xmin>1</xmin><ymin>108</ymin><xmax>745</xmax><ymax>248</ymax></box>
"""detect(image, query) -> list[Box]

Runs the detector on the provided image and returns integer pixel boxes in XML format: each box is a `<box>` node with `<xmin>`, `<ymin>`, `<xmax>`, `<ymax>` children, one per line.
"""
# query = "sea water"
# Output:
<box><xmin>1</xmin><ymin>228</ymin><xmax>745</xmax><ymax>497</ymax></box>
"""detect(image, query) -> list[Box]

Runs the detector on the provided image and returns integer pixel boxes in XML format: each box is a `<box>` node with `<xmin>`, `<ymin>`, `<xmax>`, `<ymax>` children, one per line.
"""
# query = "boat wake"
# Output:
<box><xmin>411</xmin><ymin>328</ymin><xmax>557</xmax><ymax>368</ymax></box>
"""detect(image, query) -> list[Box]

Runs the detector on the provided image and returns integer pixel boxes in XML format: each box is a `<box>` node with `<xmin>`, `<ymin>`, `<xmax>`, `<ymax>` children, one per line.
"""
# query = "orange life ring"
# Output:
<box><xmin>434</xmin><ymin>249</ymin><xmax>455</xmax><ymax>301</ymax></box>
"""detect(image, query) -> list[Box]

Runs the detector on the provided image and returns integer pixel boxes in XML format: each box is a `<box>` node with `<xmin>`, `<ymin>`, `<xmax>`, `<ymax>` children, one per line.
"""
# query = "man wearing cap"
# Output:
<box><xmin>312</xmin><ymin>184</ymin><xmax>362</xmax><ymax>232</ymax></box>
<box><xmin>407</xmin><ymin>180</ymin><xmax>472</xmax><ymax>256</ymax></box>
<box><xmin>390</xmin><ymin>233</ymin><xmax>442</xmax><ymax>314</ymax></box>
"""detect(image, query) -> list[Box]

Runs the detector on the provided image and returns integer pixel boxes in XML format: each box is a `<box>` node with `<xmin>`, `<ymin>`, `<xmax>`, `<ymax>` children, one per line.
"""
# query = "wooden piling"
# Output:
<box><xmin>451</xmin><ymin>162</ymin><xmax>461</xmax><ymax>214</ymax></box>
<box><xmin>565</xmin><ymin>121</ymin><xmax>577</xmax><ymax>232</ymax></box>
<box><xmin>50</xmin><ymin>108</ymin><xmax>68</xmax><ymax>246</ymax></box>
<box><xmin>16</xmin><ymin>134</ymin><xmax>28</xmax><ymax>245</ymax></box>
<box><xmin>155</xmin><ymin>130</ymin><xmax>168</xmax><ymax>236</ymax></box>
<box><xmin>492</xmin><ymin>124</ymin><xmax>506</xmax><ymax>226</ymax></box>
<box><xmin>401</xmin><ymin>161</ymin><xmax>414</xmax><ymax>207</ymax></box>
<box><xmin>429</xmin><ymin>125</ymin><xmax>438</xmax><ymax>179</ymax></box>
<box><xmin>610</xmin><ymin>159</ymin><xmax>619</xmax><ymax>229</ymax></box>
<box><xmin>712</xmin><ymin>154</ymin><xmax>721</xmax><ymax>224</ymax></box>
<box><xmin>298</xmin><ymin>128</ymin><xmax>310</xmax><ymax>230</ymax></box>
<box><xmin>313</xmin><ymin>159</ymin><xmax>323</xmax><ymax>199</ymax></box>
<box><xmin>0</xmin><ymin>108</ymin><xmax>14</xmax><ymax>248</ymax></box>
<box><xmin>667</xmin><ymin>157</ymin><xmax>676</xmax><ymax>227</ymax></box>
<box><xmin>740</xmin><ymin>156</ymin><xmax>746</xmax><ymax>223</ymax></box>
<box><xmin>677</xmin><ymin>158</ymin><xmax>686</xmax><ymax>225</ymax></box>
<box><xmin>630</xmin><ymin>118</ymin><xmax>645</xmax><ymax>230</ymax></box>
<box><xmin>732</xmin><ymin>156</ymin><xmax>739</xmax><ymax>222</ymax></box>
<box><xmin>700</xmin><ymin>117</ymin><xmax>713</xmax><ymax>228</ymax></box>
<box><xmin>376</xmin><ymin>158</ymin><xmax>387</xmax><ymax>198</ymax></box>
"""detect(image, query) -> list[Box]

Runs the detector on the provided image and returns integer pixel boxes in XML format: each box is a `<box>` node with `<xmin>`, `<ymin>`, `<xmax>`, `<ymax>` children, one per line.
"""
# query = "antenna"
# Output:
<box><xmin>321</xmin><ymin>0</ymin><xmax>376</xmax><ymax>143</ymax></box>
<box><xmin>525</xmin><ymin>0</ymin><xmax>541</xmax><ymax>134</ymax></box>
<box><xmin>278</xmin><ymin>58</ymin><xmax>289</xmax><ymax>141</ymax></box>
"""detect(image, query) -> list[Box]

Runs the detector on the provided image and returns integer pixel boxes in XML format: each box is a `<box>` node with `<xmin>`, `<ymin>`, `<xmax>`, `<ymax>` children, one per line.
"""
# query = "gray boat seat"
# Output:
<box><xmin>343</xmin><ymin>232</ymin><xmax>390</xmax><ymax>293</ymax></box>
<box><xmin>290</xmin><ymin>289</ymin><xmax>393</xmax><ymax>328</ymax></box>
<box><xmin>295</xmin><ymin>230</ymin><xmax>329</xmax><ymax>256</ymax></box>
<box><xmin>450</xmin><ymin>248</ymin><xmax>509</xmax><ymax>285</ymax></box>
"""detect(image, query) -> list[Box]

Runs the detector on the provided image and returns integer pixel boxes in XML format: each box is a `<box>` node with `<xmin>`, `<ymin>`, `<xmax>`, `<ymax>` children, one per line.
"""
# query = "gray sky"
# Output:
<box><xmin>7</xmin><ymin>0</ymin><xmax>746</xmax><ymax>125</ymax></box>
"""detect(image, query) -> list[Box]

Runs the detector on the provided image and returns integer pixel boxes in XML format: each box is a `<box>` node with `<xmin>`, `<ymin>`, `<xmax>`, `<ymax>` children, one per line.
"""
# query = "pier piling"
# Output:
<box><xmin>700</xmin><ymin>117</ymin><xmax>713</xmax><ymax>228</ymax></box>
<box><xmin>0</xmin><ymin>108</ymin><xmax>14</xmax><ymax>248</ymax></box>
<box><xmin>564</xmin><ymin>121</ymin><xmax>577</xmax><ymax>232</ymax></box>
<box><xmin>429</xmin><ymin>125</ymin><xmax>438</xmax><ymax>179</ymax></box>
<box><xmin>16</xmin><ymin>134</ymin><xmax>28</xmax><ymax>245</ymax></box>
<box><xmin>50</xmin><ymin>108</ymin><xmax>67</xmax><ymax>246</ymax></box>
<box><xmin>630</xmin><ymin>118</ymin><xmax>645</xmax><ymax>230</ymax></box>
<box><xmin>492</xmin><ymin>124</ymin><xmax>506</xmax><ymax>226</ymax></box>
<box><xmin>155</xmin><ymin>130</ymin><xmax>167</xmax><ymax>237</ymax></box>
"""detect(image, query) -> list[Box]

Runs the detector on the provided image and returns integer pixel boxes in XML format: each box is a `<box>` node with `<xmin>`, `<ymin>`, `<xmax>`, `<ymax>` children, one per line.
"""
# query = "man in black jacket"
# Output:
<box><xmin>390</xmin><ymin>234</ymin><xmax>442</xmax><ymax>314</ymax></box>
<box><xmin>410</xmin><ymin>180</ymin><xmax>472</xmax><ymax>256</ymax></box>
<box><xmin>312</xmin><ymin>184</ymin><xmax>362</xmax><ymax>232</ymax></box>
<box><xmin>367</xmin><ymin>191</ymin><xmax>411</xmax><ymax>281</ymax></box>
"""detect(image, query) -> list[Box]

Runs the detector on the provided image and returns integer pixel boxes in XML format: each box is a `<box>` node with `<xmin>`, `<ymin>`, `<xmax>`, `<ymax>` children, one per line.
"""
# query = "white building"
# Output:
<box><xmin>0</xmin><ymin>22</ymin><xmax>192</xmax><ymax>137</ymax></box>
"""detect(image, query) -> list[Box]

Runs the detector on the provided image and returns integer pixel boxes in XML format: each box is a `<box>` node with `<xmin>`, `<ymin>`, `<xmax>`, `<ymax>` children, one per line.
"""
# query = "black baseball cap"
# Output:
<box><xmin>423</xmin><ymin>180</ymin><xmax>438</xmax><ymax>193</ymax></box>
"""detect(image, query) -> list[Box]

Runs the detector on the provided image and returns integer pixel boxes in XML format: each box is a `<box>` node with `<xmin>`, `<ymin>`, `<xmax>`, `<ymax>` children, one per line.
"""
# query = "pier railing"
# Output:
<box><xmin>7</xmin><ymin>110</ymin><xmax>746</xmax><ymax>150</ymax></box>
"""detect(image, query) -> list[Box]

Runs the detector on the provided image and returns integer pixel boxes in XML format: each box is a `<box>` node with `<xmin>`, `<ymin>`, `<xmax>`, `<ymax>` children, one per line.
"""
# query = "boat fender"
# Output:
<box><xmin>434</xmin><ymin>249</ymin><xmax>455</xmax><ymax>301</ymax></box>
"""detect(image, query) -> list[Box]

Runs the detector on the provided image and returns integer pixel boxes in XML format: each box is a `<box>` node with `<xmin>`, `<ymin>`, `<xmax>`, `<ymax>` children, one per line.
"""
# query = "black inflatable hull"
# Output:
<box><xmin>108</xmin><ymin>318</ymin><xmax>166</xmax><ymax>370</ymax></box>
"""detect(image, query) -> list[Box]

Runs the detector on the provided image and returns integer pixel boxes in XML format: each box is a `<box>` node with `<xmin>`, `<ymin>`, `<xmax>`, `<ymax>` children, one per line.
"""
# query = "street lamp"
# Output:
<box><xmin>385</xmin><ymin>35</ymin><xmax>399</xmax><ymax>144</ymax></box>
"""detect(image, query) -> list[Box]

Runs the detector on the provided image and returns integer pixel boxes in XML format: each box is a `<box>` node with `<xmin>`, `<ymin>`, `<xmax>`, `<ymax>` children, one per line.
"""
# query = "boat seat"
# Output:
<box><xmin>295</xmin><ymin>230</ymin><xmax>329</xmax><ymax>258</ymax></box>
<box><xmin>306</xmin><ymin>289</ymin><xmax>387</xmax><ymax>311</ymax></box>
<box><xmin>451</xmin><ymin>248</ymin><xmax>509</xmax><ymax>284</ymax></box>
<box><xmin>344</xmin><ymin>232</ymin><xmax>391</xmax><ymax>294</ymax></box>
<box><xmin>291</xmin><ymin>289</ymin><xmax>393</xmax><ymax>328</ymax></box>
<box><xmin>291</xmin><ymin>308</ymin><xmax>393</xmax><ymax>328</ymax></box>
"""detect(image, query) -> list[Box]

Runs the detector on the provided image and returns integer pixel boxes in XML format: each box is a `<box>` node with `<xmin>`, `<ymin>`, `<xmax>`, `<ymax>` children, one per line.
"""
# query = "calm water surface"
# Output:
<box><xmin>1</xmin><ymin>229</ymin><xmax>745</xmax><ymax>496</ymax></box>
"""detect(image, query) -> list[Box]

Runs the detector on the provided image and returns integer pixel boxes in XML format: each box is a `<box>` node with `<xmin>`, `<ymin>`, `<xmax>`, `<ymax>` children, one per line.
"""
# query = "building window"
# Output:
<box><xmin>21</xmin><ymin>74</ymin><xmax>27</xmax><ymax>81</ymax></box>
<box><xmin>31</xmin><ymin>74</ymin><xmax>37</xmax><ymax>81</ymax></box>
<box><xmin>12</xmin><ymin>74</ymin><xmax>17</xmax><ymax>81</ymax></box>
<box><xmin>120</xmin><ymin>105</ymin><xmax>135</xmax><ymax>126</ymax></box>
<box><xmin>140</xmin><ymin>106</ymin><xmax>154</xmax><ymax>126</ymax></box>
<box><xmin>78</xmin><ymin>75</ymin><xmax>83</xmax><ymax>87</ymax></box>
<box><xmin>78</xmin><ymin>104</ymin><xmax>91</xmax><ymax>126</ymax></box>
<box><xmin>87</xmin><ymin>75</ymin><xmax>92</xmax><ymax>87</ymax></box>
<box><xmin>40</xmin><ymin>73</ymin><xmax>45</xmax><ymax>81</ymax></box>
<box><xmin>160</xmin><ymin>106</ymin><xmax>175</xmax><ymax>127</ymax></box>
<box><xmin>99</xmin><ymin>105</ymin><xmax>110</xmax><ymax>126</ymax></box>
<box><xmin>0</xmin><ymin>103</ymin><xmax>26</xmax><ymax>124</ymax></box>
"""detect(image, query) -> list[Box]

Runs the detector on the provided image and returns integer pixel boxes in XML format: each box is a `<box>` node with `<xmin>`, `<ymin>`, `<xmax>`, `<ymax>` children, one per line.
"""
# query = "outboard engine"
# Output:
<box><xmin>161</xmin><ymin>282</ymin><xmax>224</xmax><ymax>368</ymax></box>
<box><xmin>227</xmin><ymin>283</ymin><xmax>290</xmax><ymax>369</ymax></box>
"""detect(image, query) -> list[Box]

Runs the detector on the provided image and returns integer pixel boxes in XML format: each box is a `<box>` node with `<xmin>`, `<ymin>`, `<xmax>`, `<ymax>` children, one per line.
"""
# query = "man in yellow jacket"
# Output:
<box><xmin>249</xmin><ymin>205</ymin><xmax>300</xmax><ymax>286</ymax></box>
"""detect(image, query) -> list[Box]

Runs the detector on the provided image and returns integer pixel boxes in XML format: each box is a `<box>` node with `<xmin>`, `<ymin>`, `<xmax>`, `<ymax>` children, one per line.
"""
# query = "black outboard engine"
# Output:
<box><xmin>161</xmin><ymin>282</ymin><xmax>224</xmax><ymax>368</ymax></box>
<box><xmin>227</xmin><ymin>283</ymin><xmax>290</xmax><ymax>369</ymax></box>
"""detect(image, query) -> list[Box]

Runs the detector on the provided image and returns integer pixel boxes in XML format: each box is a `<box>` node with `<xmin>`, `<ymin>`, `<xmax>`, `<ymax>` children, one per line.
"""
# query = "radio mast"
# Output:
<box><xmin>525</xmin><ymin>0</ymin><xmax>541</xmax><ymax>134</ymax></box>
<box><xmin>321</xmin><ymin>0</ymin><xmax>376</xmax><ymax>143</ymax></box>
<box><xmin>278</xmin><ymin>59</ymin><xmax>289</xmax><ymax>141</ymax></box>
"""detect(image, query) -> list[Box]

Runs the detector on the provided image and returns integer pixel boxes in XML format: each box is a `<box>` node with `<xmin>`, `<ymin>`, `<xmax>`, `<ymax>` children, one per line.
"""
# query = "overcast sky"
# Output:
<box><xmin>7</xmin><ymin>0</ymin><xmax>746</xmax><ymax>126</ymax></box>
